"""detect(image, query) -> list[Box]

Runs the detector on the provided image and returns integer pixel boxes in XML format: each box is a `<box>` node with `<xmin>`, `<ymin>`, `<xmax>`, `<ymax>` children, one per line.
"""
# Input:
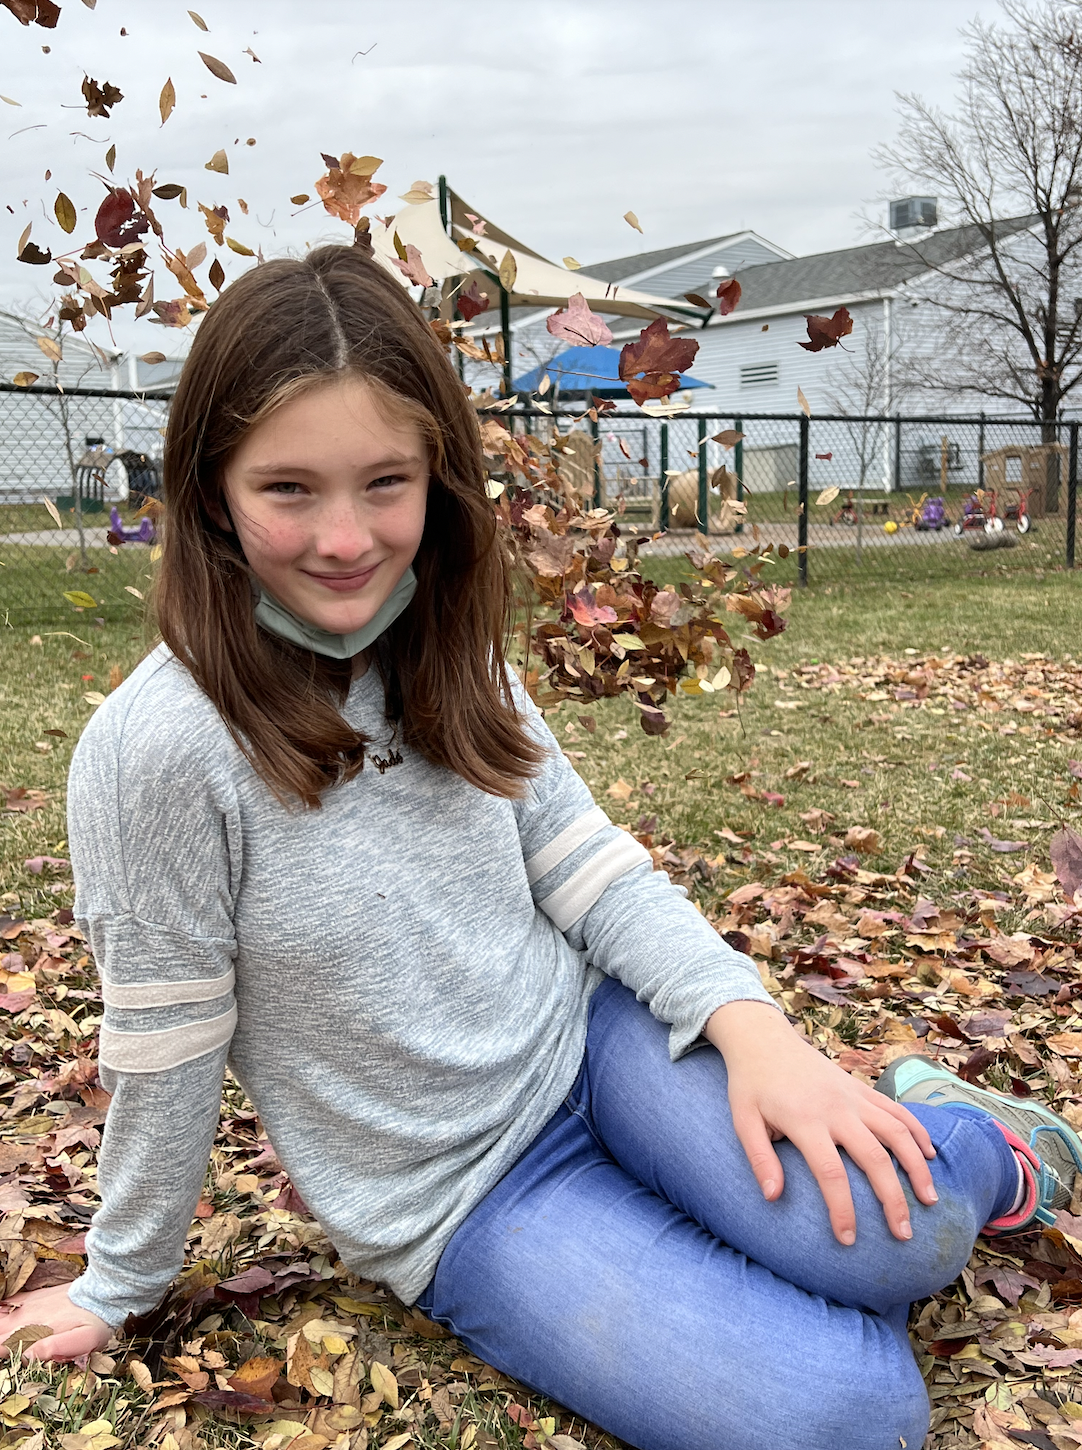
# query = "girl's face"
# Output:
<box><xmin>220</xmin><ymin>377</ymin><xmax>430</xmax><ymax>639</ymax></box>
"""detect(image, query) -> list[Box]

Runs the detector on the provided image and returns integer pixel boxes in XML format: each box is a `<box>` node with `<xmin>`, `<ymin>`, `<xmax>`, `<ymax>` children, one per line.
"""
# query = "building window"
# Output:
<box><xmin>741</xmin><ymin>362</ymin><xmax>779</xmax><ymax>387</ymax></box>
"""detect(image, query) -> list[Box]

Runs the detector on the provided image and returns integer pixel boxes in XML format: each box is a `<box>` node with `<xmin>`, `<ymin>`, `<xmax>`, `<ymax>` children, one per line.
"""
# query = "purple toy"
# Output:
<box><xmin>915</xmin><ymin>496</ymin><xmax>949</xmax><ymax>531</ymax></box>
<box><xmin>108</xmin><ymin>506</ymin><xmax>156</xmax><ymax>545</ymax></box>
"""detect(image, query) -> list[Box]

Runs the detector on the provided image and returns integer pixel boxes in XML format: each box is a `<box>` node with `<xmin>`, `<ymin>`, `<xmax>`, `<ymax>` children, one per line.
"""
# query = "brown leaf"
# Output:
<box><xmin>159</xmin><ymin>77</ymin><xmax>175</xmax><ymax>125</ymax></box>
<box><xmin>314</xmin><ymin>153</ymin><xmax>386</xmax><ymax>224</ymax></box>
<box><xmin>845</xmin><ymin>826</ymin><xmax>883</xmax><ymax>855</ymax></box>
<box><xmin>81</xmin><ymin>76</ymin><xmax>123</xmax><ymax>118</ymax></box>
<box><xmin>1051</xmin><ymin>826</ymin><xmax>1082</xmax><ymax>899</ymax></box>
<box><xmin>198</xmin><ymin>52</ymin><xmax>237</xmax><ymax>84</ymax></box>
<box><xmin>798</xmin><ymin>306</ymin><xmax>853</xmax><ymax>352</ymax></box>
<box><xmin>227</xmin><ymin>1354</ymin><xmax>281</xmax><ymax>1402</ymax></box>
<box><xmin>2</xmin><ymin>1</ymin><xmax>60</xmax><ymax>26</ymax></box>
<box><xmin>716</xmin><ymin>278</ymin><xmax>742</xmax><ymax>315</ymax></box>
<box><xmin>53</xmin><ymin>192</ymin><xmax>76</xmax><ymax>234</ymax></box>
<box><xmin>204</xmin><ymin>149</ymin><xmax>229</xmax><ymax>175</ymax></box>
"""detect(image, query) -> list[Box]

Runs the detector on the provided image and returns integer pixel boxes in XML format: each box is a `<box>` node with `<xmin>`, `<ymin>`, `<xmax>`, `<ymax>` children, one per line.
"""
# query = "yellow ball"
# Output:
<box><xmin>883</xmin><ymin>520</ymin><xmax>898</xmax><ymax>534</ymax></box>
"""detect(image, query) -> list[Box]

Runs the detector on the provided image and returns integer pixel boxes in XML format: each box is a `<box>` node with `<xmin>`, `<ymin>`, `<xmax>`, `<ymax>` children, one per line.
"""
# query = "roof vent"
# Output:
<box><xmin>890</xmin><ymin>197</ymin><xmax>937</xmax><ymax>239</ymax></box>
<box><xmin>711</xmin><ymin>264</ymin><xmax>730</xmax><ymax>278</ymax></box>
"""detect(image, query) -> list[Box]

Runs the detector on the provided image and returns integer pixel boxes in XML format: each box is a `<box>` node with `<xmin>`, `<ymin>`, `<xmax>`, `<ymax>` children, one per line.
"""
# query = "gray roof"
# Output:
<box><xmin>585</xmin><ymin>234</ymin><xmax>746</xmax><ymax>285</ymax></box>
<box><xmin>721</xmin><ymin>215</ymin><xmax>1039</xmax><ymax>312</ymax></box>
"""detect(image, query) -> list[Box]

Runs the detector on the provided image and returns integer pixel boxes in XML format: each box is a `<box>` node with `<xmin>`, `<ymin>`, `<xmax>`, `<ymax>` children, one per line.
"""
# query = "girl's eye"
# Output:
<box><xmin>370</xmin><ymin>474</ymin><xmax>407</xmax><ymax>490</ymax></box>
<box><xmin>266</xmin><ymin>481</ymin><xmax>304</xmax><ymax>495</ymax></box>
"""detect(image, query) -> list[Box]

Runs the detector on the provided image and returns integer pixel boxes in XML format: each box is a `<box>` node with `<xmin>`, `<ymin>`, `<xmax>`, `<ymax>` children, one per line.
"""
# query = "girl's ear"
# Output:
<box><xmin>206</xmin><ymin>495</ymin><xmax>234</xmax><ymax>533</ymax></box>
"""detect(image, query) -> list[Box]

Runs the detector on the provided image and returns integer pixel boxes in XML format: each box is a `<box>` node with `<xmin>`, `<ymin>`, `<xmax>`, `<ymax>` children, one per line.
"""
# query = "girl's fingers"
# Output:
<box><xmin>863</xmin><ymin>1090</ymin><xmax>937</xmax><ymax>1161</ymax></box>
<box><xmin>24</xmin><ymin>1324</ymin><xmax>101</xmax><ymax>1364</ymax></box>
<box><xmin>863</xmin><ymin>1103</ymin><xmax>939</xmax><ymax>1206</ymax></box>
<box><xmin>731</xmin><ymin>1104</ymin><xmax>786</xmax><ymax>1201</ymax></box>
<box><xmin>834</xmin><ymin>1122</ymin><xmax>916</xmax><ymax>1240</ymax></box>
<box><xmin>786</xmin><ymin>1127</ymin><xmax>858</xmax><ymax>1244</ymax></box>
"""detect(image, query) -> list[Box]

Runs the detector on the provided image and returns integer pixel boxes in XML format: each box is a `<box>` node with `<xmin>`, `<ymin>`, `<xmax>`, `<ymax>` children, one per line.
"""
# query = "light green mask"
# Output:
<box><xmin>254</xmin><ymin>565</ymin><xmax>418</xmax><ymax>660</ymax></box>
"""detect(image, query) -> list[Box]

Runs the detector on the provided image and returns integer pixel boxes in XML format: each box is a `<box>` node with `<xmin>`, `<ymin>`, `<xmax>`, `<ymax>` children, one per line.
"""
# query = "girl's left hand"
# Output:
<box><xmin>704</xmin><ymin>999</ymin><xmax>938</xmax><ymax>1245</ymax></box>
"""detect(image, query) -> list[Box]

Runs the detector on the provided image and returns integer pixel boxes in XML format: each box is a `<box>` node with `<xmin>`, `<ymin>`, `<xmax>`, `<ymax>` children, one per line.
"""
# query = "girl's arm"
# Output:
<box><xmin>10</xmin><ymin>665</ymin><xmax>242</xmax><ymax>1355</ymax></box>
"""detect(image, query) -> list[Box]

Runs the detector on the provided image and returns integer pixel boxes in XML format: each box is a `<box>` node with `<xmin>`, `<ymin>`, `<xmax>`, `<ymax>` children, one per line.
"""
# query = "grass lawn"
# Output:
<box><xmin>1</xmin><ymin>556</ymin><xmax>1081</xmax><ymax>1450</ymax></box>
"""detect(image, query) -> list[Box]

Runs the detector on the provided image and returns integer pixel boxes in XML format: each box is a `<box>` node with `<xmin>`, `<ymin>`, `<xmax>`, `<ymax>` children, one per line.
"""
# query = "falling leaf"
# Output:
<box><xmin>815</xmin><ymin>486</ymin><xmax>840</xmax><ymax>507</ymax></box>
<box><xmin>546</xmin><ymin>293</ymin><xmax>613</xmax><ymax>347</ymax></box>
<box><xmin>498</xmin><ymin>249</ymin><xmax>517</xmax><ymax>291</ymax></box>
<box><xmin>124</xmin><ymin>585</ymin><xmax>144</xmax><ymax>599</ymax></box>
<box><xmin>392</xmin><ymin>242</ymin><xmax>433</xmax><ymax>287</ymax></box>
<box><xmin>457</xmin><ymin>278</ymin><xmax>489</xmax><ymax>322</ymax></box>
<box><xmin>799</xmin><ymin>306</ymin><xmax>854</xmax><ymax>352</ymax></box>
<box><xmin>36</xmin><ymin>335</ymin><xmax>61</xmax><ymax>362</ymax></box>
<box><xmin>485</xmin><ymin>479</ymin><xmax>505</xmax><ymax>499</ymax></box>
<box><xmin>568</xmin><ymin>585</ymin><xmax>617</xmax><ymax>628</ymax></box>
<box><xmin>83</xmin><ymin>691</ymin><xmax>106</xmax><ymax>706</ymax></box>
<box><xmin>81</xmin><ymin>76</ymin><xmax>123</xmax><ymax>118</ymax></box>
<box><xmin>315</xmin><ymin>153</ymin><xmax>387</xmax><ymax>223</ymax></box>
<box><xmin>11</xmin><ymin>372</ymin><xmax>39</xmax><ymax>387</ymax></box>
<box><xmin>94</xmin><ymin>188</ymin><xmax>147</xmax><ymax>247</ymax></box>
<box><xmin>205</xmin><ymin>148</ymin><xmax>229</xmax><ymax>174</ymax></box>
<box><xmin>187</xmin><ymin>8</ymin><xmax>208</xmax><ymax>28</ymax></box>
<box><xmin>398</xmin><ymin>180</ymin><xmax>433</xmax><ymax>204</ymax></box>
<box><xmin>53</xmin><ymin>192</ymin><xmax>76</xmax><ymax>233</ymax></box>
<box><xmin>713</xmin><ymin>430</ymin><xmax>744</xmax><ymax>449</ymax></box>
<box><xmin>64</xmin><ymin>590</ymin><xmax>97</xmax><ymax>609</ymax></box>
<box><xmin>716</xmin><ymin>278</ymin><xmax>742</xmax><ymax>315</ymax></box>
<box><xmin>41</xmin><ymin>496</ymin><xmax>61</xmax><ymax>527</ymax></box>
<box><xmin>225</xmin><ymin>235</ymin><xmax>254</xmax><ymax>256</ymax></box>
<box><xmin>618</xmin><ymin>317</ymin><xmax>699</xmax><ymax>407</ymax></box>
<box><xmin>0</xmin><ymin>95</ymin><xmax>21</xmax><ymax>106</ymax></box>
<box><xmin>104</xmin><ymin>143</ymin><xmax>116</xmax><ymax>171</ymax></box>
<box><xmin>159</xmin><ymin>77</ymin><xmax>175</xmax><ymax>125</ymax></box>
<box><xmin>198</xmin><ymin>52</ymin><xmax>237</xmax><ymax>84</ymax></box>
<box><xmin>208</xmin><ymin>256</ymin><xmax>225</xmax><ymax>291</ymax></box>
<box><xmin>18</xmin><ymin>241</ymin><xmax>51</xmax><ymax>265</ymax></box>
<box><xmin>684</xmin><ymin>292</ymin><xmax>711</xmax><ymax>308</ymax></box>
<box><xmin>624</xmin><ymin>210</ymin><xmax>643</xmax><ymax>232</ymax></box>
<box><xmin>563</xmin><ymin>256</ymin><xmax>581</xmax><ymax>270</ymax></box>
<box><xmin>797</xmin><ymin>387</ymin><xmax>811</xmax><ymax>417</ymax></box>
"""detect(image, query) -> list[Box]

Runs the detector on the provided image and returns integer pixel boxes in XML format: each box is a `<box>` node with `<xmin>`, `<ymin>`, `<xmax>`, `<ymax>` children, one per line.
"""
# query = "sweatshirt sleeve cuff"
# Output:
<box><xmin>666</xmin><ymin>956</ymin><xmax>782</xmax><ymax>1061</ymax></box>
<box><xmin>66</xmin><ymin>1271</ymin><xmax>143</xmax><ymax>1332</ymax></box>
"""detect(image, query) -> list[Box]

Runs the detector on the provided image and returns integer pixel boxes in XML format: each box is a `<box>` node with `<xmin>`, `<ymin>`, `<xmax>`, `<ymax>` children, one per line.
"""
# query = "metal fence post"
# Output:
<box><xmin>798</xmin><ymin>413</ymin><xmax>809</xmax><ymax>587</ymax></box>
<box><xmin>659</xmin><ymin>422</ymin><xmax>670</xmax><ymax>532</ymax></box>
<box><xmin>893</xmin><ymin>414</ymin><xmax>902</xmax><ymax>492</ymax></box>
<box><xmin>1069</xmin><ymin>421</ymin><xmax>1078</xmax><ymax>569</ymax></box>
<box><xmin>696</xmin><ymin>417</ymin><xmax>708</xmax><ymax>535</ymax></box>
<box><xmin>978</xmin><ymin>412</ymin><xmax>986</xmax><ymax>492</ymax></box>
<box><xmin>590</xmin><ymin>416</ymin><xmax>601</xmax><ymax>510</ymax></box>
<box><xmin>734</xmin><ymin>414</ymin><xmax>744</xmax><ymax>535</ymax></box>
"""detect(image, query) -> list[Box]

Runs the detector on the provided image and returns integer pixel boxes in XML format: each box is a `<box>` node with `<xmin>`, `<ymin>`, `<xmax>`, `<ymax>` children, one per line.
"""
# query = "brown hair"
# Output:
<box><xmin>154</xmin><ymin>243</ymin><xmax>547</xmax><ymax>807</ymax></box>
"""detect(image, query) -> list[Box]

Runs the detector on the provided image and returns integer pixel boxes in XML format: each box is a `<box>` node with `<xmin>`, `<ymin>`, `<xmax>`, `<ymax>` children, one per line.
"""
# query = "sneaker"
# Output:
<box><xmin>875</xmin><ymin>1053</ymin><xmax>1082</xmax><ymax>1233</ymax></box>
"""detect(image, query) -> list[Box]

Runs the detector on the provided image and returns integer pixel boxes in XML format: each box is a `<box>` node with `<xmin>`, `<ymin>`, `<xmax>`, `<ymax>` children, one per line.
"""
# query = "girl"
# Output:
<box><xmin>2</xmin><ymin>244</ymin><xmax>1080</xmax><ymax>1450</ymax></box>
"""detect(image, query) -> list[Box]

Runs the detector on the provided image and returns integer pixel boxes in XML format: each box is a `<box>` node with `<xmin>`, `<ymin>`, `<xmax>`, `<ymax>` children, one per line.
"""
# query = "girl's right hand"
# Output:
<box><xmin>0</xmin><ymin>1284</ymin><xmax>112</xmax><ymax>1362</ymax></box>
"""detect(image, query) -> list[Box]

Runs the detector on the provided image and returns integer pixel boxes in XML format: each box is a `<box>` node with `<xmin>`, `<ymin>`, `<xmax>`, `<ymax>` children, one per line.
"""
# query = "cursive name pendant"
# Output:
<box><xmin>369</xmin><ymin>747</ymin><xmax>403</xmax><ymax>775</ymax></box>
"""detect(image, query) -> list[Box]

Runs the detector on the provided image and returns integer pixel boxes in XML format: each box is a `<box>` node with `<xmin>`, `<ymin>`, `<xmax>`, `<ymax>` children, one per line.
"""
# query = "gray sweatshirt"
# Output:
<box><xmin>65</xmin><ymin>643</ymin><xmax>773</xmax><ymax>1328</ymax></box>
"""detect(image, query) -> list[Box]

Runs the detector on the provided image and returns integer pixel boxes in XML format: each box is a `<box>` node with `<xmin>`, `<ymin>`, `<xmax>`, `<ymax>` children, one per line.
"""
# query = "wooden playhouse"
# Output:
<box><xmin>979</xmin><ymin>442</ymin><xmax>1066</xmax><ymax>518</ymax></box>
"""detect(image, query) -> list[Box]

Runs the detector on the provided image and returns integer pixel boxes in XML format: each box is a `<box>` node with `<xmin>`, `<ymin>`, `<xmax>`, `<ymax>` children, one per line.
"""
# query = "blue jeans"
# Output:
<box><xmin>416</xmin><ymin>977</ymin><xmax>1019</xmax><ymax>1450</ymax></box>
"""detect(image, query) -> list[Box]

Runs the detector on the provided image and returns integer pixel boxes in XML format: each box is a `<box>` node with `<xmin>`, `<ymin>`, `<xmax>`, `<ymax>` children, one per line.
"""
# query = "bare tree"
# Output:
<box><xmin>875</xmin><ymin>0</ymin><xmax>1082</xmax><ymax>436</ymax></box>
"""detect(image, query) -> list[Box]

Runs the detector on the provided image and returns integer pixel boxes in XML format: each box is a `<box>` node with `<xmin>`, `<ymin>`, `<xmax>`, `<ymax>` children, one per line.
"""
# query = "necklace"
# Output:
<box><xmin>368</xmin><ymin>747</ymin><xmax>403</xmax><ymax>775</ymax></box>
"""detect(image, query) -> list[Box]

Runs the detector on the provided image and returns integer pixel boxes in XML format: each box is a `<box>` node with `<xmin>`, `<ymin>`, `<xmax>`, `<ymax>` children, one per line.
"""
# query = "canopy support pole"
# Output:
<box><xmin>499</xmin><ymin>285</ymin><xmax>512</xmax><ymax>397</ymax></box>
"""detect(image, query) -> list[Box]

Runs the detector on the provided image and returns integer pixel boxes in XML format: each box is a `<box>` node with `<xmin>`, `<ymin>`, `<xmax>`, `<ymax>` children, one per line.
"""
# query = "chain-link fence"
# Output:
<box><xmin>505</xmin><ymin>405</ymin><xmax>1079</xmax><ymax>587</ymax></box>
<box><xmin>0</xmin><ymin>382</ymin><xmax>170</xmax><ymax>626</ymax></box>
<box><xmin>1</xmin><ymin>383</ymin><xmax>1078</xmax><ymax>627</ymax></box>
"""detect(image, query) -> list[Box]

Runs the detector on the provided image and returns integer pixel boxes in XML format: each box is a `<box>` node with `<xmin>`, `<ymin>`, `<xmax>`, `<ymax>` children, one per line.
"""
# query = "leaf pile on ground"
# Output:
<box><xmin>2</xmin><ymin>838</ymin><xmax>1082</xmax><ymax>1447</ymax></box>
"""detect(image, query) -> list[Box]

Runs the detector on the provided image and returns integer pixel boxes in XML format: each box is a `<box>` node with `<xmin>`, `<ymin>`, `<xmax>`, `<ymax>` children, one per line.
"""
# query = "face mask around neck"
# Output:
<box><xmin>253</xmin><ymin>565</ymin><xmax>418</xmax><ymax>660</ymax></box>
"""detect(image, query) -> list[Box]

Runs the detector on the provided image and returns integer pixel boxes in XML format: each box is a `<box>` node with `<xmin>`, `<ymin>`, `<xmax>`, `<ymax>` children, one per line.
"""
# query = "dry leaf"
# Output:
<box><xmin>498</xmin><ymin>249</ymin><xmax>517</xmax><ymax>292</ymax></box>
<box><xmin>198</xmin><ymin>52</ymin><xmax>236</xmax><ymax>84</ymax></box>
<box><xmin>624</xmin><ymin>210</ymin><xmax>643</xmax><ymax>232</ymax></box>
<box><xmin>797</xmin><ymin>387</ymin><xmax>811</xmax><ymax>417</ymax></box>
<box><xmin>815</xmin><ymin>487</ymin><xmax>840</xmax><ymax>507</ymax></box>
<box><xmin>53</xmin><ymin>192</ymin><xmax>76</xmax><ymax>233</ymax></box>
<box><xmin>370</xmin><ymin>1361</ymin><xmax>398</xmax><ymax>1410</ymax></box>
<box><xmin>187</xmin><ymin>8</ymin><xmax>208</xmax><ymax>28</ymax></box>
<box><xmin>36</xmin><ymin>336</ymin><xmax>61</xmax><ymax>362</ymax></box>
<box><xmin>12</xmin><ymin>372</ymin><xmax>39</xmax><ymax>388</ymax></box>
<box><xmin>159</xmin><ymin>77</ymin><xmax>175</xmax><ymax>125</ymax></box>
<box><xmin>205</xmin><ymin>149</ymin><xmax>229</xmax><ymax>174</ymax></box>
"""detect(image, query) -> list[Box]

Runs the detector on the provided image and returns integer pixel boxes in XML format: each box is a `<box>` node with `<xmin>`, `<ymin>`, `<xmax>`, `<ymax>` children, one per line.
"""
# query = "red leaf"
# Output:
<box><xmin>618</xmin><ymin>318</ymin><xmax>699</xmax><ymax>406</ymax></box>
<box><xmin>1051</xmin><ymin>826</ymin><xmax>1082</xmax><ymax>899</ymax></box>
<box><xmin>731</xmin><ymin>648</ymin><xmax>755</xmax><ymax>693</ymax></box>
<box><xmin>715</xmin><ymin>277</ymin><xmax>742</xmax><ymax>315</ymax></box>
<box><xmin>798</xmin><ymin>306</ymin><xmax>853</xmax><ymax>352</ymax></box>
<box><xmin>567</xmin><ymin>585</ymin><xmax>617</xmax><ymax>628</ymax></box>
<box><xmin>95</xmin><ymin>189</ymin><xmax>148</xmax><ymax>248</ymax></box>
<box><xmin>638</xmin><ymin>705</ymin><xmax>670</xmax><ymax>737</ymax></box>
<box><xmin>392</xmin><ymin>243</ymin><xmax>433</xmax><ymax>288</ymax></box>
<box><xmin>546</xmin><ymin>292</ymin><xmax>613</xmax><ymax>347</ymax></box>
<box><xmin>457</xmin><ymin>278</ymin><xmax>489</xmax><ymax>322</ymax></box>
<box><xmin>192</xmin><ymin>1389</ymin><xmax>280</xmax><ymax>1416</ymax></box>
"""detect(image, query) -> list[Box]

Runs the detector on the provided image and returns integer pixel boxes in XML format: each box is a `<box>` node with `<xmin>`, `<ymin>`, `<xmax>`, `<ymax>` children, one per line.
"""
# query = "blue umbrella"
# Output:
<box><xmin>512</xmin><ymin>344</ymin><xmax>712</xmax><ymax>398</ymax></box>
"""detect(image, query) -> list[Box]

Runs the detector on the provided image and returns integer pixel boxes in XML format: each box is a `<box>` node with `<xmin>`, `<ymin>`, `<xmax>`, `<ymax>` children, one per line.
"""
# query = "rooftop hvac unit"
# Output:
<box><xmin>890</xmin><ymin>197</ymin><xmax>938</xmax><ymax>234</ymax></box>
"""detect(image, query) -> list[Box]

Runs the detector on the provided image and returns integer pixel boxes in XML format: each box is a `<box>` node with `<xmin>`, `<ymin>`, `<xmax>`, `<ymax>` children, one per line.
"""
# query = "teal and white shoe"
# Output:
<box><xmin>875</xmin><ymin>1053</ymin><xmax>1082</xmax><ymax>1233</ymax></box>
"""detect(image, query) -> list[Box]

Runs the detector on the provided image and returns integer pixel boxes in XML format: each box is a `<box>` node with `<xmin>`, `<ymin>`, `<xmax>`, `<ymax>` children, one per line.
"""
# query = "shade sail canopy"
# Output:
<box><xmin>370</xmin><ymin>192</ymin><xmax>708</xmax><ymax>323</ymax></box>
<box><xmin>513</xmin><ymin>344</ymin><xmax>712</xmax><ymax>397</ymax></box>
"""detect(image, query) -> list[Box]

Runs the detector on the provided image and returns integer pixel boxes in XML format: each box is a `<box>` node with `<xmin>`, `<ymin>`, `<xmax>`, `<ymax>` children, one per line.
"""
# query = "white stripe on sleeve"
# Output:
<box><xmin>101</xmin><ymin>968</ymin><xmax>236</xmax><ymax>1010</ymax></box>
<box><xmin>524</xmin><ymin>805</ymin><xmax>610</xmax><ymax>885</ymax></box>
<box><xmin>98</xmin><ymin>1004</ymin><xmax>237</xmax><ymax>1074</ymax></box>
<box><xmin>538</xmin><ymin>832</ymin><xmax>652</xmax><ymax>930</ymax></box>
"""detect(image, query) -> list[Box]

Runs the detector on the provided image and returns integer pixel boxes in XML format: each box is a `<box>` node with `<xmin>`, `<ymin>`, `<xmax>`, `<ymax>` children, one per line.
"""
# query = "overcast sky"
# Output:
<box><xmin>2</xmin><ymin>0</ymin><xmax>1006</xmax><ymax>359</ymax></box>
